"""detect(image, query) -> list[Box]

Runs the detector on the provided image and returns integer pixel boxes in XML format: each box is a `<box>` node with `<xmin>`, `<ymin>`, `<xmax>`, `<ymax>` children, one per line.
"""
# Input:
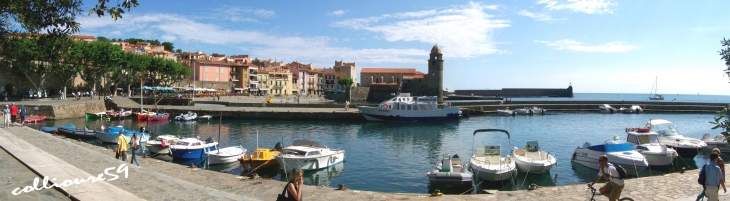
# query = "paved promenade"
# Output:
<box><xmin>0</xmin><ymin>125</ymin><xmax>729</xmax><ymax>200</ymax></box>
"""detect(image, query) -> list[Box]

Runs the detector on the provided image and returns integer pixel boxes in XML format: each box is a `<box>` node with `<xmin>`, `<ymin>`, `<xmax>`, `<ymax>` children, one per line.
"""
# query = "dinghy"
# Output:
<box><xmin>57</xmin><ymin>127</ymin><xmax>98</xmax><ymax>139</ymax></box>
<box><xmin>512</xmin><ymin>140</ymin><xmax>557</xmax><ymax>174</ymax></box>
<box><xmin>469</xmin><ymin>129</ymin><xmax>518</xmax><ymax>182</ymax></box>
<box><xmin>206</xmin><ymin>145</ymin><xmax>246</xmax><ymax>165</ymax></box>
<box><xmin>427</xmin><ymin>154</ymin><xmax>472</xmax><ymax>185</ymax></box>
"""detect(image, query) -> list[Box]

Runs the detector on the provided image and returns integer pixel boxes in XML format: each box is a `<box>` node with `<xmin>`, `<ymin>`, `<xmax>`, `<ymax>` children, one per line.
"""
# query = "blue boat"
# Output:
<box><xmin>97</xmin><ymin>126</ymin><xmax>150</xmax><ymax>144</ymax></box>
<box><xmin>40</xmin><ymin>123</ymin><xmax>76</xmax><ymax>133</ymax></box>
<box><xmin>169</xmin><ymin>138</ymin><xmax>218</xmax><ymax>159</ymax></box>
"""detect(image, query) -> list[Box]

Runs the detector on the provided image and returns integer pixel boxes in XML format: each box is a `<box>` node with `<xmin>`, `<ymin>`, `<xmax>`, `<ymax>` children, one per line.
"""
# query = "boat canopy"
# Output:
<box><xmin>647</xmin><ymin>119</ymin><xmax>672</xmax><ymax>126</ymax></box>
<box><xmin>291</xmin><ymin>139</ymin><xmax>325</xmax><ymax>148</ymax></box>
<box><xmin>587</xmin><ymin>143</ymin><xmax>634</xmax><ymax>152</ymax></box>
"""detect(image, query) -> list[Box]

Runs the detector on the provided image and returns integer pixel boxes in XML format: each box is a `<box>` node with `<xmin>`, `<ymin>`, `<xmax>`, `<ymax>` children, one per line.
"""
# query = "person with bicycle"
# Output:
<box><xmin>587</xmin><ymin>155</ymin><xmax>624</xmax><ymax>201</ymax></box>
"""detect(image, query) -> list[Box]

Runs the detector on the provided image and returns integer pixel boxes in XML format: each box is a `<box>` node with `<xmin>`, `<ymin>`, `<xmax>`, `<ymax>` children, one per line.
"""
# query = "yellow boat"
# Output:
<box><xmin>240</xmin><ymin>148</ymin><xmax>280</xmax><ymax>170</ymax></box>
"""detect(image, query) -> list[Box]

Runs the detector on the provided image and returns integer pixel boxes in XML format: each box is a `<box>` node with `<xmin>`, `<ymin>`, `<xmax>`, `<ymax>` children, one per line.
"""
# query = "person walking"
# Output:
<box><xmin>18</xmin><ymin>105</ymin><xmax>26</xmax><ymax>126</ymax></box>
<box><xmin>116</xmin><ymin>130</ymin><xmax>129</xmax><ymax>161</ymax></box>
<box><xmin>129</xmin><ymin>134</ymin><xmax>140</xmax><ymax>167</ymax></box>
<box><xmin>587</xmin><ymin>155</ymin><xmax>624</xmax><ymax>201</ymax></box>
<box><xmin>345</xmin><ymin>100</ymin><xmax>350</xmax><ymax>111</ymax></box>
<box><xmin>2</xmin><ymin>105</ymin><xmax>10</xmax><ymax>128</ymax></box>
<box><xmin>9</xmin><ymin>103</ymin><xmax>18</xmax><ymax>126</ymax></box>
<box><xmin>284</xmin><ymin>168</ymin><xmax>303</xmax><ymax>201</ymax></box>
<box><xmin>58</xmin><ymin>90</ymin><xmax>63</xmax><ymax>99</ymax></box>
<box><xmin>90</xmin><ymin>90</ymin><xmax>94</xmax><ymax>100</ymax></box>
<box><xmin>699</xmin><ymin>153</ymin><xmax>725</xmax><ymax>201</ymax></box>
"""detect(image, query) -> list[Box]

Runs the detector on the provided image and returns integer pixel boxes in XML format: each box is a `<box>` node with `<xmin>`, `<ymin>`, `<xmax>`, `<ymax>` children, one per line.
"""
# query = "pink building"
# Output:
<box><xmin>190</xmin><ymin>59</ymin><xmax>235</xmax><ymax>82</ymax></box>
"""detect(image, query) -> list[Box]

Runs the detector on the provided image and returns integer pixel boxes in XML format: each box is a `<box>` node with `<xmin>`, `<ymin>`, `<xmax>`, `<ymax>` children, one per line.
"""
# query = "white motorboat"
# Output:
<box><xmin>619</xmin><ymin>105</ymin><xmax>643</xmax><ymax>114</ymax></box>
<box><xmin>169</xmin><ymin>137</ymin><xmax>219</xmax><ymax>159</ymax></box>
<box><xmin>496</xmin><ymin>107</ymin><xmax>514</xmax><ymax>116</ymax></box>
<box><xmin>469</xmin><ymin>129</ymin><xmax>517</xmax><ymax>182</ymax></box>
<box><xmin>427</xmin><ymin>154</ymin><xmax>473</xmax><ymax>186</ymax></box>
<box><xmin>146</xmin><ymin>135</ymin><xmax>179</xmax><ymax>154</ymax></box>
<box><xmin>511</xmin><ymin>140</ymin><xmax>557</xmax><ymax>174</ymax></box>
<box><xmin>199</xmin><ymin>115</ymin><xmax>212</xmax><ymax>120</ymax></box>
<box><xmin>529</xmin><ymin>106</ymin><xmax>547</xmax><ymax>115</ymax></box>
<box><xmin>647</xmin><ymin>119</ymin><xmax>707</xmax><ymax>158</ymax></box>
<box><xmin>276</xmin><ymin>140</ymin><xmax>345</xmax><ymax>172</ymax></box>
<box><xmin>701</xmin><ymin>133</ymin><xmax>729</xmax><ymax>152</ymax></box>
<box><xmin>356</xmin><ymin>93</ymin><xmax>460</xmax><ymax>122</ymax></box>
<box><xmin>206</xmin><ymin>145</ymin><xmax>246</xmax><ymax>165</ymax></box>
<box><xmin>599</xmin><ymin>104</ymin><xmax>617</xmax><ymax>113</ymax></box>
<box><xmin>514</xmin><ymin>107</ymin><xmax>531</xmax><ymax>115</ymax></box>
<box><xmin>174</xmin><ymin>111</ymin><xmax>198</xmax><ymax>121</ymax></box>
<box><xmin>624</xmin><ymin>128</ymin><xmax>678</xmax><ymax>167</ymax></box>
<box><xmin>572</xmin><ymin>137</ymin><xmax>649</xmax><ymax>176</ymax></box>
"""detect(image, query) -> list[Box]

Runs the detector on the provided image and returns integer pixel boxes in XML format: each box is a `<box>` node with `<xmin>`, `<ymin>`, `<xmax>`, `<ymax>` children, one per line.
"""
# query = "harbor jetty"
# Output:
<box><xmin>0</xmin><ymin>96</ymin><xmax>725</xmax><ymax>121</ymax></box>
<box><xmin>0</xmin><ymin>126</ymin><xmax>727</xmax><ymax>200</ymax></box>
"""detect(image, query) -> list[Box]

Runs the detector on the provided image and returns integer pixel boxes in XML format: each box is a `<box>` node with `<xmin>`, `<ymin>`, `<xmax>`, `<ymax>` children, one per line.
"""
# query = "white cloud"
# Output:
<box><xmin>537</xmin><ymin>0</ymin><xmax>616</xmax><ymax>14</ymax></box>
<box><xmin>328</xmin><ymin>10</ymin><xmax>348</xmax><ymax>16</ymax></box>
<box><xmin>331</xmin><ymin>1</ymin><xmax>508</xmax><ymax>57</ymax></box>
<box><xmin>109</xmin><ymin>30</ymin><xmax>122</xmax><ymax>35</ymax></box>
<box><xmin>77</xmin><ymin>13</ymin><xmax>429</xmax><ymax>65</ymax></box>
<box><xmin>517</xmin><ymin>10</ymin><xmax>564</xmax><ymax>22</ymax></box>
<box><xmin>535</xmin><ymin>39</ymin><xmax>636</xmax><ymax>52</ymax></box>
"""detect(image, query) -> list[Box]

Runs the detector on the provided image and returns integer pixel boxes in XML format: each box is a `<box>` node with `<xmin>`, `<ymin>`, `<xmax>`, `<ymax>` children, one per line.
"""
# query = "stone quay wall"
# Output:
<box><xmin>161</xmin><ymin>108</ymin><xmax>366</xmax><ymax>121</ymax></box>
<box><xmin>20</xmin><ymin>100</ymin><xmax>107</xmax><ymax>119</ymax></box>
<box><xmin>454</xmin><ymin>86</ymin><xmax>574</xmax><ymax>97</ymax></box>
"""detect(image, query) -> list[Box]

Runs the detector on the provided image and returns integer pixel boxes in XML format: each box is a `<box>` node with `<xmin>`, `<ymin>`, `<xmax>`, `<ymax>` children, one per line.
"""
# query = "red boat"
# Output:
<box><xmin>136</xmin><ymin>111</ymin><xmax>157</xmax><ymax>121</ymax></box>
<box><xmin>147</xmin><ymin>113</ymin><xmax>169</xmax><ymax>121</ymax></box>
<box><xmin>23</xmin><ymin>115</ymin><xmax>47</xmax><ymax>123</ymax></box>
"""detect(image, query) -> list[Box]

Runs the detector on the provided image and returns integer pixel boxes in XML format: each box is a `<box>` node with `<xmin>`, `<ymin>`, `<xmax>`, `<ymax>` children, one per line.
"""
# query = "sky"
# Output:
<box><xmin>75</xmin><ymin>0</ymin><xmax>730</xmax><ymax>95</ymax></box>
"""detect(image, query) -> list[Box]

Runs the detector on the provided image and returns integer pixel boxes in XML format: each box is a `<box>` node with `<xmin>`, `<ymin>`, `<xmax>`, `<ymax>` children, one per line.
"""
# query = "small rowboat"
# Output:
<box><xmin>136</xmin><ymin>110</ymin><xmax>157</xmax><ymax>121</ymax></box>
<box><xmin>23</xmin><ymin>115</ymin><xmax>47</xmax><ymax>123</ymax></box>
<box><xmin>57</xmin><ymin>127</ymin><xmax>98</xmax><ymax>139</ymax></box>
<box><xmin>147</xmin><ymin>113</ymin><xmax>170</xmax><ymax>121</ymax></box>
<box><xmin>85</xmin><ymin>112</ymin><xmax>106</xmax><ymax>120</ymax></box>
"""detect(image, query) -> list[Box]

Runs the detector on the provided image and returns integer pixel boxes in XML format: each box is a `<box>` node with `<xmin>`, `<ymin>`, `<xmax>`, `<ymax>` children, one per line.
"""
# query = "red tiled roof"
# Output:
<box><xmin>72</xmin><ymin>35</ymin><xmax>95</xmax><ymax>40</ymax></box>
<box><xmin>361</xmin><ymin>68</ymin><xmax>417</xmax><ymax>74</ymax></box>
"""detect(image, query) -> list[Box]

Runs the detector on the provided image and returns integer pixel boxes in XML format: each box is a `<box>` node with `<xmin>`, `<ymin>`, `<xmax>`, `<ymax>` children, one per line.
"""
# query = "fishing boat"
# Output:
<box><xmin>40</xmin><ymin>123</ymin><xmax>76</xmax><ymax>133</ymax></box>
<box><xmin>469</xmin><ymin>129</ymin><xmax>518</xmax><ymax>182</ymax></box>
<box><xmin>701</xmin><ymin>133</ymin><xmax>730</xmax><ymax>152</ymax></box>
<box><xmin>136</xmin><ymin>110</ymin><xmax>156</xmax><ymax>121</ymax></box>
<box><xmin>23</xmin><ymin>115</ymin><xmax>46</xmax><ymax>123</ymax></box>
<box><xmin>647</xmin><ymin>119</ymin><xmax>707</xmax><ymax>158</ymax></box>
<box><xmin>106</xmin><ymin>110</ymin><xmax>133</xmax><ymax>121</ymax></box>
<box><xmin>57</xmin><ymin>127</ymin><xmax>98</xmax><ymax>139</ymax></box>
<box><xmin>624</xmin><ymin>127</ymin><xmax>678</xmax><ymax>167</ymax></box>
<box><xmin>649</xmin><ymin>76</ymin><xmax>664</xmax><ymax>100</ymax></box>
<box><xmin>571</xmin><ymin>137</ymin><xmax>649</xmax><ymax>176</ymax></box>
<box><xmin>174</xmin><ymin>111</ymin><xmax>198</xmax><ymax>121</ymax></box>
<box><xmin>147</xmin><ymin>113</ymin><xmax>170</xmax><ymax>121</ymax></box>
<box><xmin>96</xmin><ymin>126</ymin><xmax>150</xmax><ymax>144</ymax></box>
<box><xmin>598</xmin><ymin>104</ymin><xmax>617</xmax><ymax>113</ymax></box>
<box><xmin>496</xmin><ymin>107</ymin><xmax>514</xmax><ymax>116</ymax></box>
<box><xmin>206</xmin><ymin>145</ymin><xmax>247</xmax><ymax>165</ymax></box>
<box><xmin>169</xmin><ymin>137</ymin><xmax>218</xmax><ymax>159</ymax></box>
<box><xmin>356</xmin><ymin>93</ymin><xmax>460</xmax><ymax>122</ymax></box>
<box><xmin>276</xmin><ymin>139</ymin><xmax>345</xmax><ymax>172</ymax></box>
<box><xmin>511</xmin><ymin>140</ymin><xmax>557</xmax><ymax>174</ymax></box>
<box><xmin>85</xmin><ymin>112</ymin><xmax>106</xmax><ymax>120</ymax></box>
<box><xmin>426</xmin><ymin>154</ymin><xmax>472</xmax><ymax>186</ymax></box>
<box><xmin>145</xmin><ymin>135</ymin><xmax>179</xmax><ymax>154</ymax></box>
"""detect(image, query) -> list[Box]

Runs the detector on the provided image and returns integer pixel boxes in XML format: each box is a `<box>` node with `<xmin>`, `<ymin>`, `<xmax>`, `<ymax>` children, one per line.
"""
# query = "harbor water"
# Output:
<box><xmin>31</xmin><ymin>111</ymin><xmax>725</xmax><ymax>194</ymax></box>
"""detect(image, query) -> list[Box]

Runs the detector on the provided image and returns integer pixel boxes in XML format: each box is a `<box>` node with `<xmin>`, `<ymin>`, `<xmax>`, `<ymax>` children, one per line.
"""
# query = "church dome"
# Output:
<box><xmin>430</xmin><ymin>44</ymin><xmax>441</xmax><ymax>54</ymax></box>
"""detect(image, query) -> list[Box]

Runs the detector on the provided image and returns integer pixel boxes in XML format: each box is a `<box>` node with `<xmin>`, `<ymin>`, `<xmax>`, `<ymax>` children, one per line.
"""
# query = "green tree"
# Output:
<box><xmin>176</xmin><ymin>49</ymin><xmax>183</xmax><ymax>53</ymax></box>
<box><xmin>162</xmin><ymin>42</ymin><xmax>174</xmax><ymax>52</ymax></box>
<box><xmin>713</xmin><ymin>38</ymin><xmax>730</xmax><ymax>145</ymax></box>
<box><xmin>88</xmin><ymin>0</ymin><xmax>140</xmax><ymax>21</ymax></box>
<box><xmin>337</xmin><ymin>77</ymin><xmax>355</xmax><ymax>102</ymax></box>
<box><xmin>97</xmin><ymin>36</ymin><xmax>110</xmax><ymax>42</ymax></box>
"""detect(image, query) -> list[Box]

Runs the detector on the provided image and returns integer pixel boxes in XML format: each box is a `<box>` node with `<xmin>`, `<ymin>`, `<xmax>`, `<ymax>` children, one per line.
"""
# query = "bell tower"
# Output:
<box><xmin>428</xmin><ymin>44</ymin><xmax>444</xmax><ymax>103</ymax></box>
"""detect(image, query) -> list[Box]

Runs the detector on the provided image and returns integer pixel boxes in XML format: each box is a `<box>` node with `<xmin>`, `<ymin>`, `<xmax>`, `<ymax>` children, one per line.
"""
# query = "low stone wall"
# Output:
<box><xmin>162</xmin><ymin>108</ymin><xmax>365</xmax><ymax>121</ymax></box>
<box><xmin>22</xmin><ymin>100</ymin><xmax>107</xmax><ymax>119</ymax></box>
<box><xmin>129</xmin><ymin>97</ymin><xmax>193</xmax><ymax>106</ymax></box>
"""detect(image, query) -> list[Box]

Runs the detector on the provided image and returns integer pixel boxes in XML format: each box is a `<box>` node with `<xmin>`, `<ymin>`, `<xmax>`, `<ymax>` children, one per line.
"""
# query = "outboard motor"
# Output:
<box><xmin>274</xmin><ymin>142</ymin><xmax>283</xmax><ymax>151</ymax></box>
<box><xmin>205</xmin><ymin>137</ymin><xmax>215</xmax><ymax>143</ymax></box>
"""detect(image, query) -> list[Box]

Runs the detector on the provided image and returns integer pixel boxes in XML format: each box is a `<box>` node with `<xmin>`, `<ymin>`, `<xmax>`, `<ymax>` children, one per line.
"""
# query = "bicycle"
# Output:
<box><xmin>587</xmin><ymin>186</ymin><xmax>634</xmax><ymax>201</ymax></box>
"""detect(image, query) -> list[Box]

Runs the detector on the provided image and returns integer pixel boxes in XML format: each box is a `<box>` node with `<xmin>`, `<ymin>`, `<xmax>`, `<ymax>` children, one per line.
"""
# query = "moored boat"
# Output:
<box><xmin>147</xmin><ymin>113</ymin><xmax>170</xmax><ymax>121</ymax></box>
<box><xmin>356</xmin><ymin>93</ymin><xmax>459</xmax><ymax>122</ymax></box>
<box><xmin>23</xmin><ymin>115</ymin><xmax>46</xmax><ymax>123</ymax></box>
<box><xmin>106</xmin><ymin>110</ymin><xmax>133</xmax><ymax>121</ymax></box>
<box><xmin>206</xmin><ymin>145</ymin><xmax>246</xmax><ymax>165</ymax></box>
<box><xmin>57</xmin><ymin>127</ymin><xmax>98</xmax><ymax>139</ymax></box>
<box><xmin>647</xmin><ymin>119</ymin><xmax>706</xmax><ymax>158</ymax></box>
<box><xmin>146</xmin><ymin>135</ymin><xmax>179</xmax><ymax>154</ymax></box>
<box><xmin>469</xmin><ymin>129</ymin><xmax>517</xmax><ymax>182</ymax></box>
<box><xmin>529</xmin><ymin>106</ymin><xmax>547</xmax><ymax>115</ymax></box>
<box><xmin>701</xmin><ymin>133</ymin><xmax>730</xmax><ymax>153</ymax></box>
<box><xmin>136</xmin><ymin>110</ymin><xmax>157</xmax><ymax>121</ymax></box>
<box><xmin>624</xmin><ymin>127</ymin><xmax>678</xmax><ymax>167</ymax></box>
<box><xmin>276</xmin><ymin>140</ymin><xmax>345</xmax><ymax>172</ymax></box>
<box><xmin>598</xmin><ymin>104</ymin><xmax>617</xmax><ymax>113</ymax></box>
<box><xmin>514</xmin><ymin>107</ymin><xmax>531</xmax><ymax>115</ymax></box>
<box><xmin>571</xmin><ymin>137</ymin><xmax>649</xmax><ymax>176</ymax></box>
<box><xmin>40</xmin><ymin>123</ymin><xmax>76</xmax><ymax>133</ymax></box>
<box><xmin>174</xmin><ymin>111</ymin><xmax>198</xmax><ymax>121</ymax></box>
<box><xmin>96</xmin><ymin>126</ymin><xmax>150</xmax><ymax>144</ymax></box>
<box><xmin>85</xmin><ymin>112</ymin><xmax>106</xmax><ymax>120</ymax></box>
<box><xmin>427</xmin><ymin>154</ymin><xmax>472</xmax><ymax>186</ymax></box>
<box><xmin>169</xmin><ymin>137</ymin><xmax>218</xmax><ymax>159</ymax></box>
<box><xmin>512</xmin><ymin>140</ymin><xmax>557</xmax><ymax>174</ymax></box>
<box><xmin>496</xmin><ymin>107</ymin><xmax>514</xmax><ymax>116</ymax></box>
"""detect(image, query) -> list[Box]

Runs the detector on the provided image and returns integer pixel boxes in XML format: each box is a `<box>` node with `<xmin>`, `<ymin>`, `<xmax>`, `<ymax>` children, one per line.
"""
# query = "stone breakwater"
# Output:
<box><xmin>0</xmin><ymin>99</ymin><xmax>107</xmax><ymax>120</ymax></box>
<box><xmin>1</xmin><ymin>126</ymin><xmax>728</xmax><ymax>200</ymax></box>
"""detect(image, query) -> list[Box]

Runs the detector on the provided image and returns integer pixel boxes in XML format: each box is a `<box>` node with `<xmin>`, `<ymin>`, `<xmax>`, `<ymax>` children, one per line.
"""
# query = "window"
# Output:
<box><xmin>400</xmin><ymin>105</ymin><xmax>405</xmax><ymax>110</ymax></box>
<box><xmin>413</xmin><ymin>105</ymin><xmax>418</xmax><ymax>110</ymax></box>
<box><xmin>205</xmin><ymin>67</ymin><xmax>209</xmax><ymax>72</ymax></box>
<box><xmin>407</xmin><ymin>105</ymin><xmax>411</xmax><ymax>110</ymax></box>
<box><xmin>306</xmin><ymin>151</ymin><xmax>322</xmax><ymax>157</ymax></box>
<box><xmin>419</xmin><ymin>105</ymin><xmax>426</xmax><ymax>110</ymax></box>
<box><xmin>216</xmin><ymin>77</ymin><xmax>219</xmax><ymax>82</ymax></box>
<box><xmin>627</xmin><ymin>135</ymin><xmax>638</xmax><ymax>144</ymax></box>
<box><xmin>428</xmin><ymin>105</ymin><xmax>433</xmax><ymax>110</ymax></box>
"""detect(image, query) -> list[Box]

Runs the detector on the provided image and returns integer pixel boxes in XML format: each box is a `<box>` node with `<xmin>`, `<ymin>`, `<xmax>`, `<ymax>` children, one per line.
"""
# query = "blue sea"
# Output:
<box><xmin>510</xmin><ymin>93</ymin><xmax>730</xmax><ymax>103</ymax></box>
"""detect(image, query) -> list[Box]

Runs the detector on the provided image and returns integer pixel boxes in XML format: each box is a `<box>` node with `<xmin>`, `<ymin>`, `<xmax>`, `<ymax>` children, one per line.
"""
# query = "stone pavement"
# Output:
<box><xmin>1</xmin><ymin>125</ymin><xmax>729</xmax><ymax>200</ymax></box>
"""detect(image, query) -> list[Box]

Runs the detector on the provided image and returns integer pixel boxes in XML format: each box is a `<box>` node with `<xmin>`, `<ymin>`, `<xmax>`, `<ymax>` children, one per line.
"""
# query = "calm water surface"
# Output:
<box><xmin>32</xmin><ymin>112</ymin><xmax>724</xmax><ymax>194</ymax></box>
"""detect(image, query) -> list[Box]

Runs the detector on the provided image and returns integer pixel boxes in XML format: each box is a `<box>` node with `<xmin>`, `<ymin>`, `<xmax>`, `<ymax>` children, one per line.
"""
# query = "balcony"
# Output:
<box><xmin>272</xmin><ymin>86</ymin><xmax>284</xmax><ymax>90</ymax></box>
<box><xmin>230</xmin><ymin>78</ymin><xmax>239</xmax><ymax>82</ymax></box>
<box><xmin>230</xmin><ymin>71</ymin><xmax>239</xmax><ymax>75</ymax></box>
<box><xmin>249</xmin><ymin>70</ymin><xmax>258</xmax><ymax>74</ymax></box>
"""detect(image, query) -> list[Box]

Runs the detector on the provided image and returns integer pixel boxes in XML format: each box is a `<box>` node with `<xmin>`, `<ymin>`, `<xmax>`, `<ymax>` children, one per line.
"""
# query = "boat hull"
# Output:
<box><xmin>23</xmin><ymin>115</ymin><xmax>46</xmax><ymax>123</ymax></box>
<box><xmin>705</xmin><ymin>142</ymin><xmax>730</xmax><ymax>153</ymax></box>
<box><xmin>57</xmin><ymin>128</ymin><xmax>98</xmax><ymax>139</ymax></box>
<box><xmin>206</xmin><ymin>146</ymin><xmax>246</xmax><ymax>165</ymax></box>
<box><xmin>357</xmin><ymin>106</ymin><xmax>459</xmax><ymax>122</ymax></box>
<box><xmin>571</xmin><ymin>147</ymin><xmax>648</xmax><ymax>176</ymax></box>
<box><xmin>513</xmin><ymin>152</ymin><xmax>557</xmax><ymax>174</ymax></box>
<box><xmin>277</xmin><ymin>151</ymin><xmax>345</xmax><ymax>172</ymax></box>
<box><xmin>427</xmin><ymin>162</ymin><xmax>473</xmax><ymax>186</ymax></box>
<box><xmin>469</xmin><ymin>156</ymin><xmax>518</xmax><ymax>182</ymax></box>
<box><xmin>668</xmin><ymin>146</ymin><xmax>700</xmax><ymax>158</ymax></box>
<box><xmin>146</xmin><ymin>144</ymin><xmax>170</xmax><ymax>154</ymax></box>
<box><xmin>171</xmin><ymin>145</ymin><xmax>218</xmax><ymax>159</ymax></box>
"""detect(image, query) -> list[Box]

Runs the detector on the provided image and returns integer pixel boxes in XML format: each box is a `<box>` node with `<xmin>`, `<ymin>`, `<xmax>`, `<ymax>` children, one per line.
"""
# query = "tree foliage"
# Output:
<box><xmin>337</xmin><ymin>77</ymin><xmax>354</xmax><ymax>89</ymax></box>
<box><xmin>87</xmin><ymin>0</ymin><xmax>139</xmax><ymax>21</ymax></box>
<box><xmin>162</xmin><ymin>42</ymin><xmax>174</xmax><ymax>52</ymax></box>
<box><xmin>714</xmin><ymin>38</ymin><xmax>730</xmax><ymax>144</ymax></box>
